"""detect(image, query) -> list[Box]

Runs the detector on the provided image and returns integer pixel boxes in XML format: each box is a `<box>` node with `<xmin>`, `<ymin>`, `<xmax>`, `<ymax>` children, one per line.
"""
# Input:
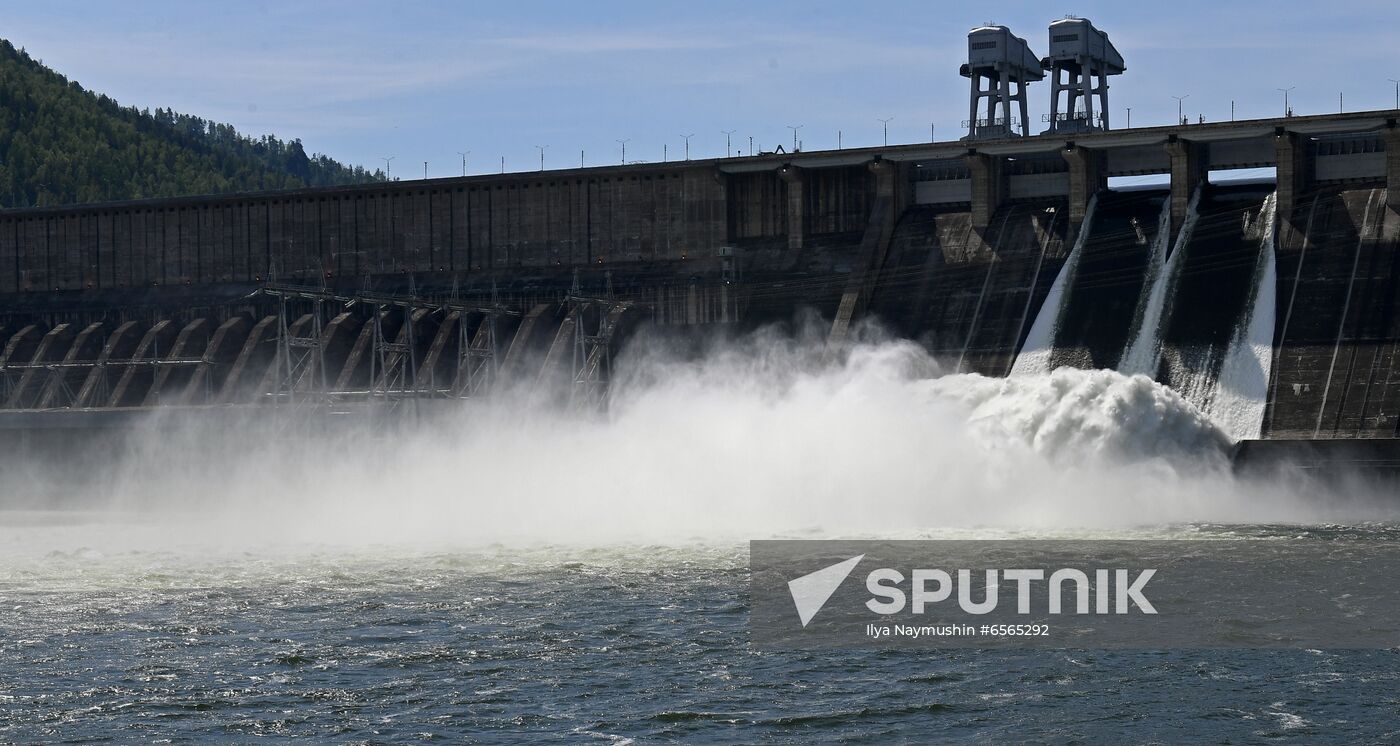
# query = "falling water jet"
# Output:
<box><xmin>1119</xmin><ymin>189</ymin><xmax>1198</xmax><ymax>377</ymax></box>
<box><xmin>1010</xmin><ymin>196</ymin><xmax>1098</xmax><ymax>377</ymax></box>
<box><xmin>1202</xmin><ymin>193</ymin><xmax>1277</xmax><ymax>440</ymax></box>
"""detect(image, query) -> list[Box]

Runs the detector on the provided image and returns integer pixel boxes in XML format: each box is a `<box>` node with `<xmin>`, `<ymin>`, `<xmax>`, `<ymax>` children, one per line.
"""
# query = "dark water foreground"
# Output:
<box><xmin>2</xmin><ymin>523</ymin><xmax>1399</xmax><ymax>744</ymax></box>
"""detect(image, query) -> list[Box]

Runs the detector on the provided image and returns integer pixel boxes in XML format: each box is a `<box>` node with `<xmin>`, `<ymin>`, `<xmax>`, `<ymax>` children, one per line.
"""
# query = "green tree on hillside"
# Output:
<box><xmin>0</xmin><ymin>39</ymin><xmax>385</xmax><ymax>208</ymax></box>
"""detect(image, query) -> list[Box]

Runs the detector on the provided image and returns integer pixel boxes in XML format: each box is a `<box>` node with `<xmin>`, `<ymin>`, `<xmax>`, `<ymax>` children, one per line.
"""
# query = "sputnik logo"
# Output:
<box><xmin>787</xmin><ymin>555</ymin><xmax>864</xmax><ymax>627</ymax></box>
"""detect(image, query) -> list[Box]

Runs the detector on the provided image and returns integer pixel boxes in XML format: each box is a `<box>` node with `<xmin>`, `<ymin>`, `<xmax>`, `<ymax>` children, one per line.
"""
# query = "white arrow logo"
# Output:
<box><xmin>787</xmin><ymin>555</ymin><xmax>864</xmax><ymax>627</ymax></box>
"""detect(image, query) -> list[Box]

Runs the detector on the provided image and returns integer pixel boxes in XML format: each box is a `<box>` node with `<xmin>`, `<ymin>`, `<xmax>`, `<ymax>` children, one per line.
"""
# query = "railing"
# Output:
<box><xmin>961</xmin><ymin>117</ymin><xmax>1021</xmax><ymax>130</ymax></box>
<box><xmin>1042</xmin><ymin>111</ymin><xmax>1104</xmax><ymax>124</ymax></box>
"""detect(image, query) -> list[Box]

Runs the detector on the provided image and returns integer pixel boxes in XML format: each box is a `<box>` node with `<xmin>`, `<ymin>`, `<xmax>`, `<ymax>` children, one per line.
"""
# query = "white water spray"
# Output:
<box><xmin>1203</xmin><ymin>194</ymin><xmax>1277</xmax><ymax>440</ymax></box>
<box><xmin>1010</xmin><ymin>197</ymin><xmax>1098</xmax><ymax>377</ymax></box>
<box><xmin>1119</xmin><ymin>191</ymin><xmax>1196</xmax><ymax>376</ymax></box>
<box><xmin>3</xmin><ymin>318</ymin><xmax>1385</xmax><ymax>560</ymax></box>
<box><xmin>926</xmin><ymin>366</ymin><xmax>1229</xmax><ymax>463</ymax></box>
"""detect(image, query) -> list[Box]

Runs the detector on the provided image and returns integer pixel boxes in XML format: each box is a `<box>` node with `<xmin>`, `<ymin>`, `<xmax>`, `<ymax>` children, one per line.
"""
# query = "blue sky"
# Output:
<box><xmin>4</xmin><ymin>1</ymin><xmax>1399</xmax><ymax>178</ymax></box>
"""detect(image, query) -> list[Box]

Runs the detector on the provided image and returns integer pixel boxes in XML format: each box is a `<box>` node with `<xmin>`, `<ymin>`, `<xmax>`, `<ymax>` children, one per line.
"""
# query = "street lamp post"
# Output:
<box><xmin>616</xmin><ymin>139</ymin><xmax>629</xmax><ymax>165</ymax></box>
<box><xmin>457</xmin><ymin>151</ymin><xmax>469</xmax><ymax>176</ymax></box>
<box><xmin>1277</xmin><ymin>87</ymin><xmax>1295</xmax><ymax>117</ymax></box>
<box><xmin>877</xmin><ymin>117</ymin><xmax>894</xmax><ymax>146</ymax></box>
<box><xmin>423</xmin><ymin>161</ymin><xmax>428</xmax><ymax>180</ymax></box>
<box><xmin>1389</xmin><ymin>79</ymin><xmax>1400</xmax><ymax>109</ymax></box>
<box><xmin>1171</xmin><ymin>95</ymin><xmax>1189</xmax><ymax>125</ymax></box>
<box><xmin>680</xmin><ymin>134</ymin><xmax>694</xmax><ymax>160</ymax></box>
<box><xmin>721</xmin><ymin>130</ymin><xmax>736</xmax><ymax>158</ymax></box>
<box><xmin>382</xmin><ymin>156</ymin><xmax>395</xmax><ymax>179</ymax></box>
<box><xmin>535</xmin><ymin>145</ymin><xmax>548</xmax><ymax>171</ymax></box>
<box><xmin>787</xmin><ymin>125</ymin><xmax>803</xmax><ymax>153</ymax></box>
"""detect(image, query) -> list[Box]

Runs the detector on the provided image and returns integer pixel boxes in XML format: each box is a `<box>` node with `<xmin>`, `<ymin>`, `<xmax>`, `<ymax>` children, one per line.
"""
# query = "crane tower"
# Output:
<box><xmin>961</xmin><ymin>25</ymin><xmax>1044</xmax><ymax>140</ymax></box>
<box><xmin>1042</xmin><ymin>17</ymin><xmax>1125</xmax><ymax>133</ymax></box>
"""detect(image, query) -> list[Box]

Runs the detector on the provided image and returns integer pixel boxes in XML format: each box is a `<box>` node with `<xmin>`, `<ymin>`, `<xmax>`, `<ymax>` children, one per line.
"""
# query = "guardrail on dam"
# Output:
<box><xmin>1</xmin><ymin>110</ymin><xmax>1398</xmax><ymax>441</ymax></box>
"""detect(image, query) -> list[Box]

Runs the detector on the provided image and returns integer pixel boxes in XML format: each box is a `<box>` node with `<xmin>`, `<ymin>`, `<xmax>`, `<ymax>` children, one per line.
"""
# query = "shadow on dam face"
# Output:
<box><xmin>869</xmin><ymin>200</ymin><xmax>1070</xmax><ymax>377</ymax></box>
<box><xmin>1232</xmin><ymin>437</ymin><xmax>1400</xmax><ymax>488</ymax></box>
<box><xmin>1049</xmin><ymin>189</ymin><xmax>1168</xmax><ymax>371</ymax></box>
<box><xmin>1265</xmin><ymin>186</ymin><xmax>1400</xmax><ymax>440</ymax></box>
<box><xmin>1158</xmin><ymin>184</ymin><xmax>1277</xmax><ymax>378</ymax></box>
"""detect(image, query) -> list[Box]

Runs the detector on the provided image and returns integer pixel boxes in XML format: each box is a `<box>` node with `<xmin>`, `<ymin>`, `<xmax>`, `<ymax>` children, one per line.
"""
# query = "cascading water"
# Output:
<box><xmin>1118</xmin><ymin>191</ymin><xmax>1196</xmax><ymax>376</ymax></box>
<box><xmin>997</xmin><ymin>183</ymin><xmax>1276</xmax><ymax>440</ymax></box>
<box><xmin>0</xmin><ymin>334</ymin><xmax>1273</xmax><ymax>547</ymax></box>
<box><xmin>1131</xmin><ymin>190</ymin><xmax>1278</xmax><ymax>441</ymax></box>
<box><xmin>1202</xmin><ymin>194</ymin><xmax>1277</xmax><ymax>440</ymax></box>
<box><xmin>1009</xmin><ymin>196</ymin><xmax>1098</xmax><ymax>376</ymax></box>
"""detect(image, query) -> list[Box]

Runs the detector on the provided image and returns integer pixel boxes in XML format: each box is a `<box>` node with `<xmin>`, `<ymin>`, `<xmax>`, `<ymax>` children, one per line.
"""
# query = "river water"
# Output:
<box><xmin>3</xmin><ymin>522</ymin><xmax>1400</xmax><ymax>743</ymax></box>
<box><xmin>2</xmin><ymin>338</ymin><xmax>1397</xmax><ymax>742</ymax></box>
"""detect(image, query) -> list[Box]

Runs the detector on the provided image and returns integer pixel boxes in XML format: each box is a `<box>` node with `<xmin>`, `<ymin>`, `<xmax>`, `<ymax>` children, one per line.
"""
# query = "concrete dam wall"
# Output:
<box><xmin>1</xmin><ymin>111</ymin><xmax>1399</xmax><ymax>442</ymax></box>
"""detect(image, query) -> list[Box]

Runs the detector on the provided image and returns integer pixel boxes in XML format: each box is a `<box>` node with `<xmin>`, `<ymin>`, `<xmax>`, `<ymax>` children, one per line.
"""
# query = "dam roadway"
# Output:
<box><xmin>1</xmin><ymin>109</ymin><xmax>1399</xmax><ymax>452</ymax></box>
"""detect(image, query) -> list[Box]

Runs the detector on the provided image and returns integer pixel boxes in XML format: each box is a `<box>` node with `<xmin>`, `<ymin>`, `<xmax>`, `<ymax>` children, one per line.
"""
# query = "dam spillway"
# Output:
<box><xmin>1</xmin><ymin>111</ymin><xmax>1400</xmax><ymax>446</ymax></box>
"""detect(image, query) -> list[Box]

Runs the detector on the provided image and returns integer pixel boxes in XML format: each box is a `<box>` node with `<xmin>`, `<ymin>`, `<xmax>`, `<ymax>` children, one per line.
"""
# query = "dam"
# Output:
<box><xmin>1</xmin><ymin>19</ymin><xmax>1399</xmax><ymax>475</ymax></box>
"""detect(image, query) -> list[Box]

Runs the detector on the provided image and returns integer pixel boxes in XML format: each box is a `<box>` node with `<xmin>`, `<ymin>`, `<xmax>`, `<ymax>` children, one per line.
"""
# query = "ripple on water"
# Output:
<box><xmin>2</xmin><ymin>527</ymin><xmax>1400</xmax><ymax>742</ymax></box>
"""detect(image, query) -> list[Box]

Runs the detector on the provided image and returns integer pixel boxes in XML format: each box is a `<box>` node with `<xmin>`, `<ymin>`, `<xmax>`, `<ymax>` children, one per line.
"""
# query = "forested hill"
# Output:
<box><xmin>0</xmin><ymin>39</ymin><xmax>385</xmax><ymax>209</ymax></box>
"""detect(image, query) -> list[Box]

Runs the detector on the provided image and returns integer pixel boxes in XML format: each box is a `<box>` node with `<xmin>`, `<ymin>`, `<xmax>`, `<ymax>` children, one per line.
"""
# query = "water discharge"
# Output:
<box><xmin>1</xmin><ymin>322</ymin><xmax>1389</xmax><ymax>561</ymax></box>
<box><xmin>1009</xmin><ymin>197</ymin><xmax>1097</xmax><ymax>377</ymax></box>
<box><xmin>995</xmin><ymin>182</ymin><xmax>1277</xmax><ymax>439</ymax></box>
<box><xmin>1119</xmin><ymin>190</ymin><xmax>1195</xmax><ymax>376</ymax></box>
<box><xmin>1203</xmin><ymin>194</ymin><xmax>1277</xmax><ymax>439</ymax></box>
